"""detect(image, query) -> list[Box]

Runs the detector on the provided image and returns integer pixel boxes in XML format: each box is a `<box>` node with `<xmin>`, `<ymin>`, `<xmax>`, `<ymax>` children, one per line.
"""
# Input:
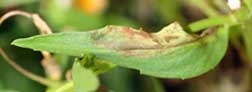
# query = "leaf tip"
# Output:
<box><xmin>11</xmin><ymin>39</ymin><xmax>23</xmax><ymax>46</ymax></box>
<box><xmin>11</xmin><ymin>38</ymin><xmax>33</xmax><ymax>49</ymax></box>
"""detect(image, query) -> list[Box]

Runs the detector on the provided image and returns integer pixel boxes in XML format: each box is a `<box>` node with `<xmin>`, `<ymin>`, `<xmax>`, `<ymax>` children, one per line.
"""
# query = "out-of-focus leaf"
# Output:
<box><xmin>213</xmin><ymin>0</ymin><xmax>230</xmax><ymax>13</ymax></box>
<box><xmin>40</xmin><ymin>0</ymin><xmax>104</xmax><ymax>32</ymax></box>
<box><xmin>234</xmin><ymin>7</ymin><xmax>251</xmax><ymax>22</ymax></box>
<box><xmin>0</xmin><ymin>0</ymin><xmax>37</xmax><ymax>8</ymax></box>
<box><xmin>101</xmin><ymin>67</ymin><xmax>135</xmax><ymax>92</ymax></box>
<box><xmin>72</xmin><ymin>61</ymin><xmax>99</xmax><ymax>92</ymax></box>
<box><xmin>241</xmin><ymin>21</ymin><xmax>252</xmax><ymax>62</ymax></box>
<box><xmin>187</xmin><ymin>0</ymin><xmax>219</xmax><ymax>17</ymax></box>
<box><xmin>0</xmin><ymin>19</ymin><xmax>45</xmax><ymax>92</ymax></box>
<box><xmin>0</xmin><ymin>52</ymin><xmax>44</xmax><ymax>92</ymax></box>
<box><xmin>0</xmin><ymin>90</ymin><xmax>19</xmax><ymax>92</ymax></box>
<box><xmin>153</xmin><ymin>0</ymin><xmax>185</xmax><ymax>23</ymax></box>
<box><xmin>244</xmin><ymin>0</ymin><xmax>252</xmax><ymax>12</ymax></box>
<box><xmin>140</xmin><ymin>77</ymin><xmax>165</xmax><ymax>92</ymax></box>
<box><xmin>106</xmin><ymin>15</ymin><xmax>139</xmax><ymax>28</ymax></box>
<box><xmin>0</xmin><ymin>80</ymin><xmax>3</xmax><ymax>89</ymax></box>
<box><xmin>53</xmin><ymin>54</ymin><xmax>71</xmax><ymax>72</ymax></box>
<box><xmin>12</xmin><ymin>23</ymin><xmax>229</xmax><ymax>79</ymax></box>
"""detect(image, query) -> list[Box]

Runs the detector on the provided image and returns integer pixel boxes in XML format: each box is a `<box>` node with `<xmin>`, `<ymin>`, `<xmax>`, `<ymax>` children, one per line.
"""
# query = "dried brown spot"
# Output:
<box><xmin>164</xmin><ymin>36</ymin><xmax>179</xmax><ymax>43</ymax></box>
<box><xmin>138</xmin><ymin>31</ymin><xmax>151</xmax><ymax>38</ymax></box>
<box><xmin>122</xmin><ymin>27</ymin><xmax>134</xmax><ymax>38</ymax></box>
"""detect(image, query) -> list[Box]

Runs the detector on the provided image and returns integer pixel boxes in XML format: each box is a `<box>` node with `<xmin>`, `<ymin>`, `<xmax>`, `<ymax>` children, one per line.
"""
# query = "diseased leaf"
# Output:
<box><xmin>72</xmin><ymin>61</ymin><xmax>99</xmax><ymax>92</ymax></box>
<box><xmin>12</xmin><ymin>22</ymin><xmax>229</xmax><ymax>79</ymax></box>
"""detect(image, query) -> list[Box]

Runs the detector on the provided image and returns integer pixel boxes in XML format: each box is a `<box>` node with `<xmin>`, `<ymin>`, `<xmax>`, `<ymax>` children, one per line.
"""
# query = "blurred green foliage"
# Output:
<box><xmin>0</xmin><ymin>0</ymin><xmax>37</xmax><ymax>8</ymax></box>
<box><xmin>0</xmin><ymin>13</ymin><xmax>44</xmax><ymax>92</ymax></box>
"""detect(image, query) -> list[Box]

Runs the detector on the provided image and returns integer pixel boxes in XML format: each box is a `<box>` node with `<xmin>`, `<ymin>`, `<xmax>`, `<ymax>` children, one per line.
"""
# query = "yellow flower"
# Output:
<box><xmin>73</xmin><ymin>0</ymin><xmax>108</xmax><ymax>15</ymax></box>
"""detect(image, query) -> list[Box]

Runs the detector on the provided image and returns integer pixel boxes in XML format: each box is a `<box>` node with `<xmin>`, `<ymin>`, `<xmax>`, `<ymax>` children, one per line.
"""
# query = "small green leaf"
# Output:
<box><xmin>72</xmin><ymin>61</ymin><xmax>99</xmax><ymax>92</ymax></box>
<box><xmin>77</xmin><ymin>54</ymin><xmax>116</xmax><ymax>74</ymax></box>
<box><xmin>12</xmin><ymin>23</ymin><xmax>229</xmax><ymax>79</ymax></box>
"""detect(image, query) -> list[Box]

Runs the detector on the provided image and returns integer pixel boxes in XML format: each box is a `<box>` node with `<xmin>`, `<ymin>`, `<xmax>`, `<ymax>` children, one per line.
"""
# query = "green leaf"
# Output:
<box><xmin>72</xmin><ymin>61</ymin><xmax>99</xmax><ymax>92</ymax></box>
<box><xmin>12</xmin><ymin>23</ymin><xmax>229</xmax><ymax>79</ymax></box>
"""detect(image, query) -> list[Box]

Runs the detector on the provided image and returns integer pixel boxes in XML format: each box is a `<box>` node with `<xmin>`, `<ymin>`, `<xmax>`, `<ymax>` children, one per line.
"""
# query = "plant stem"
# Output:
<box><xmin>189</xmin><ymin>0</ymin><xmax>219</xmax><ymax>17</ymax></box>
<box><xmin>0</xmin><ymin>48</ymin><xmax>56</xmax><ymax>87</ymax></box>
<box><xmin>187</xmin><ymin>15</ymin><xmax>237</xmax><ymax>32</ymax></box>
<box><xmin>0</xmin><ymin>10</ymin><xmax>61</xmax><ymax>81</ymax></box>
<box><xmin>0</xmin><ymin>11</ymin><xmax>31</xmax><ymax>24</ymax></box>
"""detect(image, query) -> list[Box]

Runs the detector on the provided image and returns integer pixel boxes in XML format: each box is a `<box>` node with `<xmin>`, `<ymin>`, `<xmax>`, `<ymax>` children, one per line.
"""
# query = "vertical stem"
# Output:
<box><xmin>189</xmin><ymin>0</ymin><xmax>220</xmax><ymax>17</ymax></box>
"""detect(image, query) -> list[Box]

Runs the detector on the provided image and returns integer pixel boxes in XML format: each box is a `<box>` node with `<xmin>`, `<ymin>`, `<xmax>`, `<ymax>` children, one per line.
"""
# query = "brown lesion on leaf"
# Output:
<box><xmin>165</xmin><ymin>36</ymin><xmax>179</xmax><ymax>43</ymax></box>
<box><xmin>90</xmin><ymin>22</ymin><xmax>214</xmax><ymax>57</ymax></box>
<box><xmin>91</xmin><ymin>25</ymin><xmax>159</xmax><ymax>50</ymax></box>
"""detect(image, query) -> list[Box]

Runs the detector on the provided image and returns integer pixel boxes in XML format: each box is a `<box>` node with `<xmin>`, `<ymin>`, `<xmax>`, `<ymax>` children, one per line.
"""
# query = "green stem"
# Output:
<box><xmin>187</xmin><ymin>15</ymin><xmax>237</xmax><ymax>32</ymax></box>
<box><xmin>189</xmin><ymin>0</ymin><xmax>219</xmax><ymax>17</ymax></box>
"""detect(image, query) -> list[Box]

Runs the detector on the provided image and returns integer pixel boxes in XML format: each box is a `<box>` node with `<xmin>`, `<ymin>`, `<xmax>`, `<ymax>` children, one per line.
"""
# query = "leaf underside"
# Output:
<box><xmin>12</xmin><ymin>23</ymin><xmax>229</xmax><ymax>79</ymax></box>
